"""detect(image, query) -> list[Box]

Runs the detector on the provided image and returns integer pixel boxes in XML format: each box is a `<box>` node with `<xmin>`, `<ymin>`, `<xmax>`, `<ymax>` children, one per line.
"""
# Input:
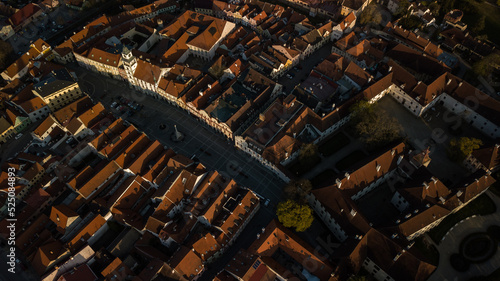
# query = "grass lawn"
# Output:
<box><xmin>428</xmin><ymin>193</ymin><xmax>497</xmax><ymax>243</ymax></box>
<box><xmin>335</xmin><ymin>150</ymin><xmax>367</xmax><ymax>171</ymax></box>
<box><xmin>318</xmin><ymin>132</ymin><xmax>350</xmax><ymax>156</ymax></box>
<box><xmin>413</xmin><ymin>237</ymin><xmax>440</xmax><ymax>265</ymax></box>
<box><xmin>469</xmin><ymin>267</ymin><xmax>500</xmax><ymax>281</ymax></box>
<box><xmin>311</xmin><ymin>168</ymin><xmax>337</xmax><ymax>187</ymax></box>
<box><xmin>461</xmin><ymin>1</ymin><xmax>500</xmax><ymax>45</ymax></box>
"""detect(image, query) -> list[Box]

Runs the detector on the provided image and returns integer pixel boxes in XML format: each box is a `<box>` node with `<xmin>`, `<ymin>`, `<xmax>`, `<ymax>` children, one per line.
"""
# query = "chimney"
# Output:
<box><xmin>335</xmin><ymin>178</ymin><xmax>342</xmax><ymax>188</ymax></box>
<box><xmin>345</xmin><ymin>172</ymin><xmax>350</xmax><ymax>180</ymax></box>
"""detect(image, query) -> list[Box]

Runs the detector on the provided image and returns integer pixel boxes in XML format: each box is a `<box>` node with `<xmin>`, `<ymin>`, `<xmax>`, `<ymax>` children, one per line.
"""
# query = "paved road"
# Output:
<box><xmin>0</xmin><ymin>246</ymin><xmax>37</xmax><ymax>281</ymax></box>
<box><xmin>74</xmin><ymin>66</ymin><xmax>286</xmax><ymax>204</ymax></box>
<box><xmin>72</xmin><ymin>65</ymin><xmax>286</xmax><ymax>278</ymax></box>
<box><xmin>0</xmin><ymin>121</ymin><xmax>41</xmax><ymax>165</ymax></box>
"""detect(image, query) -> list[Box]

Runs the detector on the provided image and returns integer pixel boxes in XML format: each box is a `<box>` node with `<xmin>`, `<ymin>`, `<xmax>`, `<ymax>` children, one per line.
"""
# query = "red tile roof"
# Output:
<box><xmin>50</xmin><ymin>205</ymin><xmax>79</xmax><ymax>234</ymax></box>
<box><xmin>59</xmin><ymin>264</ymin><xmax>98</xmax><ymax>281</ymax></box>
<box><xmin>9</xmin><ymin>3</ymin><xmax>41</xmax><ymax>26</ymax></box>
<box><xmin>67</xmin><ymin>214</ymin><xmax>106</xmax><ymax>252</ymax></box>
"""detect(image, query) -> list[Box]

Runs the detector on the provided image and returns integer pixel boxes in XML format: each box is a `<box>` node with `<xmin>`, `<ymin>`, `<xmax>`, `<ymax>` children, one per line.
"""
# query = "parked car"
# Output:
<box><xmin>110</xmin><ymin>101</ymin><xmax>117</xmax><ymax>108</ymax></box>
<box><xmin>286</xmin><ymin>74</ymin><xmax>293</xmax><ymax>79</ymax></box>
<box><xmin>14</xmin><ymin>133</ymin><xmax>23</xmax><ymax>140</ymax></box>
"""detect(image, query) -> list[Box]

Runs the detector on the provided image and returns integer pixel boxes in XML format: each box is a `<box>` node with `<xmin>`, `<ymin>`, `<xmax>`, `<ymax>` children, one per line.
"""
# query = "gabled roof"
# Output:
<box><xmin>192</xmin><ymin>233</ymin><xmax>221</xmax><ymax>261</ymax></box>
<box><xmin>3</xmin><ymin>47</ymin><xmax>41</xmax><ymax>79</ymax></box>
<box><xmin>31</xmin><ymin>240</ymin><xmax>64</xmax><ymax>276</ymax></box>
<box><xmin>167</xmin><ymin>246</ymin><xmax>204</xmax><ymax>280</ymax></box>
<box><xmin>100</xmin><ymin>125</ymin><xmax>140</xmax><ymax>159</ymax></box>
<box><xmin>339</xmin><ymin>12</ymin><xmax>356</xmax><ymax>31</ymax></box>
<box><xmin>472</xmin><ymin>144</ymin><xmax>500</xmax><ymax>170</ymax></box>
<box><xmin>114</xmin><ymin>133</ymin><xmax>152</xmax><ymax>169</ymax></box>
<box><xmin>133</xmin><ymin>59</ymin><xmax>162</xmax><ymax>85</ymax></box>
<box><xmin>67</xmin><ymin>214</ymin><xmax>106</xmax><ymax>252</ymax></box>
<box><xmin>346</xmin><ymin>228</ymin><xmax>436</xmax><ymax>281</ymax></box>
<box><xmin>72</xmin><ymin>160</ymin><xmax>121</xmax><ymax>200</ymax></box>
<box><xmin>18</xmin><ymin>96</ymin><xmax>48</xmax><ymax>113</ymax></box>
<box><xmin>59</xmin><ymin>263</ymin><xmax>98</xmax><ymax>281</ymax></box>
<box><xmin>247</xmin><ymin>220</ymin><xmax>334</xmax><ymax>281</ymax></box>
<box><xmin>78</xmin><ymin>102</ymin><xmax>106</xmax><ymax>128</ymax></box>
<box><xmin>336</xmin><ymin>142</ymin><xmax>406</xmax><ymax>197</ymax></box>
<box><xmin>344</xmin><ymin>61</ymin><xmax>371</xmax><ymax>87</ymax></box>
<box><xmin>128</xmin><ymin>140</ymin><xmax>165</xmax><ymax>175</ymax></box>
<box><xmin>49</xmin><ymin>204</ymin><xmax>79</xmax><ymax>234</ymax></box>
<box><xmin>187</xmin><ymin>17</ymin><xmax>228</xmax><ymax>51</ymax></box>
<box><xmin>9</xmin><ymin>3</ymin><xmax>41</xmax><ymax>26</ymax></box>
<box><xmin>101</xmin><ymin>257</ymin><xmax>133</xmax><ymax>281</ymax></box>
<box><xmin>87</xmin><ymin>48</ymin><xmax>120</xmax><ymax>67</ymax></box>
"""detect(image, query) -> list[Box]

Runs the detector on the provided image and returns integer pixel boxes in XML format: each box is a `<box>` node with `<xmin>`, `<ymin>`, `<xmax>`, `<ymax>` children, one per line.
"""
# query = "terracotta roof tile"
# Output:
<box><xmin>67</xmin><ymin>214</ymin><xmax>106</xmax><ymax>252</ymax></box>
<box><xmin>49</xmin><ymin>204</ymin><xmax>79</xmax><ymax>234</ymax></box>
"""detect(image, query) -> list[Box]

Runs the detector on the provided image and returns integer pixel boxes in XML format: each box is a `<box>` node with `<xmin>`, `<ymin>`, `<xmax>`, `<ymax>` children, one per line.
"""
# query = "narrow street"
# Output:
<box><xmin>72</xmin><ymin>65</ymin><xmax>285</xmax><ymax>278</ymax></box>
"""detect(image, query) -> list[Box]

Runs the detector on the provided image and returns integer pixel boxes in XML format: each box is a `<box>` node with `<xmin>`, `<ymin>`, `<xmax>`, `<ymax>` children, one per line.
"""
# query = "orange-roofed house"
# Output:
<box><xmin>165</xmin><ymin>246</ymin><xmax>204</xmax><ymax>281</ymax></box>
<box><xmin>465</xmin><ymin>144</ymin><xmax>500</xmax><ymax>173</ymax></box>
<box><xmin>331</xmin><ymin>12</ymin><xmax>356</xmax><ymax>40</ymax></box>
<box><xmin>57</xmin><ymin>264</ymin><xmax>98</xmax><ymax>281</ymax></box>
<box><xmin>31</xmin><ymin>240</ymin><xmax>66</xmax><ymax>277</ymax></box>
<box><xmin>101</xmin><ymin>257</ymin><xmax>133</xmax><ymax>281</ymax></box>
<box><xmin>67</xmin><ymin>160</ymin><xmax>122</xmax><ymax>201</ymax></box>
<box><xmin>50</xmin><ymin>204</ymin><xmax>81</xmax><ymax>236</ymax></box>
<box><xmin>331</xmin><ymin>228</ymin><xmax>436</xmax><ymax>281</ymax></box>
<box><xmin>66</xmin><ymin>214</ymin><xmax>107</xmax><ymax>252</ymax></box>
<box><xmin>1</xmin><ymin>47</ymin><xmax>43</xmax><ymax>82</ymax></box>
<box><xmin>223</xmin><ymin>220</ymin><xmax>334</xmax><ymax>281</ymax></box>
<box><xmin>15</xmin><ymin>96</ymin><xmax>51</xmax><ymax>122</ymax></box>
<box><xmin>75</xmin><ymin>47</ymin><xmax>123</xmax><ymax>79</ymax></box>
<box><xmin>8</xmin><ymin>3</ymin><xmax>43</xmax><ymax>30</ymax></box>
<box><xmin>165</xmin><ymin>11</ymin><xmax>236</xmax><ymax>62</ymax></box>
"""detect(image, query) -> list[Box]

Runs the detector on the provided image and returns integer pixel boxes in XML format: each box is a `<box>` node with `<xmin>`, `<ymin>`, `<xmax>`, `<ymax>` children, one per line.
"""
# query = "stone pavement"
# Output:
<box><xmin>428</xmin><ymin>191</ymin><xmax>500</xmax><ymax>281</ymax></box>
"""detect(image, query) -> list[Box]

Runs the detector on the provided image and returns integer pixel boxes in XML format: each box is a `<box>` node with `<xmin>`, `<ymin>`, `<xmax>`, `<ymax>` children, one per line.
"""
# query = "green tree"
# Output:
<box><xmin>359</xmin><ymin>4</ymin><xmax>383</xmax><ymax>26</ymax></box>
<box><xmin>298</xmin><ymin>143</ymin><xmax>320</xmax><ymax>167</ymax></box>
<box><xmin>350</xmin><ymin>100</ymin><xmax>402</xmax><ymax>149</ymax></box>
<box><xmin>276</xmin><ymin>200</ymin><xmax>314</xmax><ymax>232</ymax></box>
<box><xmin>447</xmin><ymin>137</ymin><xmax>482</xmax><ymax>162</ymax></box>
<box><xmin>0</xmin><ymin>40</ymin><xmax>13</xmax><ymax>72</ymax></box>
<box><xmin>471</xmin><ymin>15</ymin><xmax>486</xmax><ymax>34</ymax></box>
<box><xmin>399</xmin><ymin>15</ymin><xmax>423</xmax><ymax>30</ymax></box>
<box><xmin>472</xmin><ymin>53</ymin><xmax>500</xmax><ymax>77</ymax></box>
<box><xmin>284</xmin><ymin>179</ymin><xmax>312</xmax><ymax>204</ymax></box>
<box><xmin>428</xmin><ymin>2</ymin><xmax>440</xmax><ymax>15</ymax></box>
<box><xmin>209</xmin><ymin>64</ymin><xmax>225</xmax><ymax>79</ymax></box>
<box><xmin>440</xmin><ymin>0</ymin><xmax>456</xmax><ymax>15</ymax></box>
<box><xmin>396</xmin><ymin>0</ymin><xmax>411</xmax><ymax>16</ymax></box>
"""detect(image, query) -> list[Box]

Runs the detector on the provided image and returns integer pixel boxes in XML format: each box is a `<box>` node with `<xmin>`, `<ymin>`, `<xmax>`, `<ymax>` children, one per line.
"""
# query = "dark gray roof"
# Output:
<box><xmin>33</xmin><ymin>68</ymin><xmax>77</xmax><ymax>97</ymax></box>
